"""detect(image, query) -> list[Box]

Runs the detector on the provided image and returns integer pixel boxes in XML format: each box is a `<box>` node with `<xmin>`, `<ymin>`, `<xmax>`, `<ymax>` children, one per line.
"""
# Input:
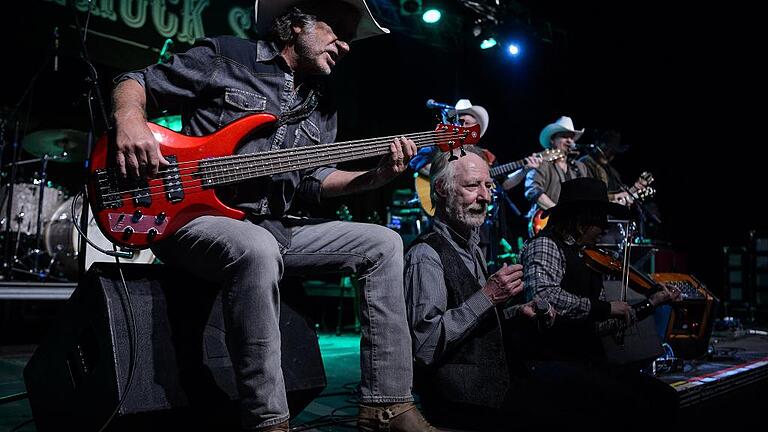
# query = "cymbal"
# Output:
<box><xmin>22</xmin><ymin>129</ymin><xmax>87</xmax><ymax>162</ymax></box>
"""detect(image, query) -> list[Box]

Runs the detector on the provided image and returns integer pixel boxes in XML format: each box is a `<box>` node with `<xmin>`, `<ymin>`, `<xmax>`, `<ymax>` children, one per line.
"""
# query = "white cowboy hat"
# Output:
<box><xmin>254</xmin><ymin>0</ymin><xmax>389</xmax><ymax>41</ymax></box>
<box><xmin>455</xmin><ymin>99</ymin><xmax>489</xmax><ymax>138</ymax></box>
<box><xmin>538</xmin><ymin>116</ymin><xmax>584</xmax><ymax>148</ymax></box>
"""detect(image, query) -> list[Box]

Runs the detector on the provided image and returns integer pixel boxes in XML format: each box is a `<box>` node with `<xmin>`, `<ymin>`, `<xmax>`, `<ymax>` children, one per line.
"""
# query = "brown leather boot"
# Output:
<box><xmin>358</xmin><ymin>402</ymin><xmax>443</xmax><ymax>432</ymax></box>
<box><xmin>254</xmin><ymin>420</ymin><xmax>289</xmax><ymax>432</ymax></box>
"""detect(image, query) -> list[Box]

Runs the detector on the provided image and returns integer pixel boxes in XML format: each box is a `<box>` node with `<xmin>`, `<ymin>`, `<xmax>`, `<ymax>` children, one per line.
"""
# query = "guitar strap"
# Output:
<box><xmin>275</xmin><ymin>87</ymin><xmax>320</xmax><ymax>129</ymax></box>
<box><xmin>258</xmin><ymin>87</ymin><xmax>321</xmax><ymax>214</ymax></box>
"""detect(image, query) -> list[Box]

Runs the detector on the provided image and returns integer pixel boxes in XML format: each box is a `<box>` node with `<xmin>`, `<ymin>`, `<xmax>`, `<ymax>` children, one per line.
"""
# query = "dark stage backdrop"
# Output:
<box><xmin>1</xmin><ymin>1</ymin><xmax>761</xmax><ymax>302</ymax></box>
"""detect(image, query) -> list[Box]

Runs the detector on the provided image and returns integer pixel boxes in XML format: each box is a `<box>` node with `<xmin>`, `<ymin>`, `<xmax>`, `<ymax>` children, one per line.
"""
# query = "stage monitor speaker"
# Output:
<box><xmin>23</xmin><ymin>263</ymin><xmax>326</xmax><ymax>432</ymax></box>
<box><xmin>653</xmin><ymin>272</ymin><xmax>718</xmax><ymax>359</ymax></box>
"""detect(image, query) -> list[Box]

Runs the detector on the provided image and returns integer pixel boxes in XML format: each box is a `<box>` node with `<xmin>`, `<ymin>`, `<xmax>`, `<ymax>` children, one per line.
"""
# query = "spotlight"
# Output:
<box><xmin>399</xmin><ymin>0</ymin><xmax>422</xmax><ymax>16</ymax></box>
<box><xmin>480</xmin><ymin>38</ymin><xmax>497</xmax><ymax>49</ymax></box>
<box><xmin>422</xmin><ymin>9</ymin><xmax>441</xmax><ymax>24</ymax></box>
<box><xmin>506</xmin><ymin>41</ymin><xmax>522</xmax><ymax>57</ymax></box>
<box><xmin>472</xmin><ymin>23</ymin><xmax>482</xmax><ymax>37</ymax></box>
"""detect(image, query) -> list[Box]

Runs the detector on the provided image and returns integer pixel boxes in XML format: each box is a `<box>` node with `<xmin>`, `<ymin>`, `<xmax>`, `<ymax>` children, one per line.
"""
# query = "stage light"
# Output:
<box><xmin>472</xmin><ymin>23</ymin><xmax>483</xmax><ymax>37</ymax></box>
<box><xmin>422</xmin><ymin>9</ymin><xmax>441</xmax><ymax>24</ymax></box>
<box><xmin>400</xmin><ymin>0</ymin><xmax>422</xmax><ymax>16</ymax></box>
<box><xmin>507</xmin><ymin>42</ymin><xmax>521</xmax><ymax>56</ymax></box>
<box><xmin>480</xmin><ymin>38</ymin><xmax>497</xmax><ymax>49</ymax></box>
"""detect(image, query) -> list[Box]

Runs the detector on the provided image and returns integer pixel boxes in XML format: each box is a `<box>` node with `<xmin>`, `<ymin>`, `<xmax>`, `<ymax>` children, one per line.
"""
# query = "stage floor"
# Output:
<box><xmin>3</xmin><ymin>332</ymin><xmax>768</xmax><ymax>431</ymax></box>
<box><xmin>2</xmin><ymin>280</ymin><xmax>768</xmax><ymax>430</ymax></box>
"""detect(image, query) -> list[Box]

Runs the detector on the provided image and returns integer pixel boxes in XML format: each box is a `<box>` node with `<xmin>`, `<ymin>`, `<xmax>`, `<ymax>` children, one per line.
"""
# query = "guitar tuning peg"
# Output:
<box><xmin>459</xmin><ymin>147</ymin><xmax>466</xmax><ymax>157</ymax></box>
<box><xmin>448</xmin><ymin>149</ymin><xmax>458</xmax><ymax>161</ymax></box>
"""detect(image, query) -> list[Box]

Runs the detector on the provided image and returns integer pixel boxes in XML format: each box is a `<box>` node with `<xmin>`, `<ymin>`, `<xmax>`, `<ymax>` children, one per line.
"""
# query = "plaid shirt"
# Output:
<box><xmin>522</xmin><ymin>236</ymin><xmax>630</xmax><ymax>334</ymax></box>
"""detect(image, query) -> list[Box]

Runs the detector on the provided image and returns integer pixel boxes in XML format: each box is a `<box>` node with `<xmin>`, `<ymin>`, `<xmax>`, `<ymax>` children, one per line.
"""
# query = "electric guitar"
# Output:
<box><xmin>88</xmin><ymin>113</ymin><xmax>479</xmax><ymax>249</ymax></box>
<box><xmin>414</xmin><ymin>148</ymin><xmax>566</xmax><ymax>217</ymax></box>
<box><xmin>528</xmin><ymin>172</ymin><xmax>655</xmax><ymax>237</ymax></box>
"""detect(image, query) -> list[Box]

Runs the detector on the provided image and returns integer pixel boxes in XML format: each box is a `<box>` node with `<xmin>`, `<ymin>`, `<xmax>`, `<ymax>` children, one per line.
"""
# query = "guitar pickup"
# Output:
<box><xmin>131</xmin><ymin>179</ymin><xmax>152</xmax><ymax>207</ymax></box>
<box><xmin>94</xmin><ymin>169</ymin><xmax>122</xmax><ymax>210</ymax></box>
<box><xmin>162</xmin><ymin>155</ymin><xmax>184</xmax><ymax>203</ymax></box>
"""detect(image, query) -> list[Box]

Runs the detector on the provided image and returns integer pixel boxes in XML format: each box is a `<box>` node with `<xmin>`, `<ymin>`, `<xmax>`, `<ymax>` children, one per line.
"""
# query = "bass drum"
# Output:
<box><xmin>1</xmin><ymin>181</ymin><xmax>66</xmax><ymax>235</ymax></box>
<box><xmin>44</xmin><ymin>197</ymin><xmax>156</xmax><ymax>280</ymax></box>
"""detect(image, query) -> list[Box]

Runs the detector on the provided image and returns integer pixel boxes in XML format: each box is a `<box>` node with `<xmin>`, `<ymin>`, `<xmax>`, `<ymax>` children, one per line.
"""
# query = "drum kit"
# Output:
<box><xmin>1</xmin><ymin>128</ymin><xmax>155</xmax><ymax>282</ymax></box>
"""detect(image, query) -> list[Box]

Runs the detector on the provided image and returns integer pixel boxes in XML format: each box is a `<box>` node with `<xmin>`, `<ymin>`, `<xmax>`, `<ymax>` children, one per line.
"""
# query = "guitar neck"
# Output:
<box><xmin>200</xmin><ymin>129</ymin><xmax>456</xmax><ymax>187</ymax></box>
<box><xmin>489</xmin><ymin>159</ymin><xmax>526</xmax><ymax>178</ymax></box>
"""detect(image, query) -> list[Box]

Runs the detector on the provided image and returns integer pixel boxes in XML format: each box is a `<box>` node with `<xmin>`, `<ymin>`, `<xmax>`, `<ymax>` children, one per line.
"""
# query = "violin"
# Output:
<box><xmin>581</xmin><ymin>246</ymin><xmax>665</xmax><ymax>295</ymax></box>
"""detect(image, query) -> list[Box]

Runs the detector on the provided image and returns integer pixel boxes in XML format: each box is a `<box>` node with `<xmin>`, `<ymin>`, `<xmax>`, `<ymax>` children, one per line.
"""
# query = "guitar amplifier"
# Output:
<box><xmin>652</xmin><ymin>273</ymin><xmax>719</xmax><ymax>359</ymax></box>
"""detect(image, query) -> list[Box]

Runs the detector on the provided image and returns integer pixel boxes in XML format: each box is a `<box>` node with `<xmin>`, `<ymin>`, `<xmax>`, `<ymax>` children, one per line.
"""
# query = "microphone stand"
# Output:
<box><xmin>2</xmin><ymin>124</ymin><xmax>22</xmax><ymax>280</ymax></box>
<box><xmin>591</xmin><ymin>145</ymin><xmax>660</xmax><ymax>235</ymax></box>
<box><xmin>73</xmin><ymin>4</ymin><xmax>111</xmax><ymax>278</ymax></box>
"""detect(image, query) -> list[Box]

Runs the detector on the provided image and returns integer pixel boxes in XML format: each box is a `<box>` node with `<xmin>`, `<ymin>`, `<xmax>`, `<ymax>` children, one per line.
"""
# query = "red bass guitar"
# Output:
<box><xmin>88</xmin><ymin>113</ymin><xmax>479</xmax><ymax>249</ymax></box>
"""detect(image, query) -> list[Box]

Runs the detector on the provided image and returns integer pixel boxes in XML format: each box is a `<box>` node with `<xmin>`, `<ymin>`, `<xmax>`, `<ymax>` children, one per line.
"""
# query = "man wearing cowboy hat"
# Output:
<box><xmin>578</xmin><ymin>129</ymin><xmax>649</xmax><ymax>206</ymax></box>
<box><xmin>524</xmin><ymin>115</ymin><xmax>589</xmax><ymax>227</ymax></box>
<box><xmin>110</xmin><ymin>1</ymin><xmax>438</xmax><ymax>431</ymax></box>
<box><xmin>518</xmin><ymin>177</ymin><xmax>680</xmax><ymax>428</ymax></box>
<box><xmin>410</xmin><ymin>98</ymin><xmax>492</xmax><ymax>175</ymax></box>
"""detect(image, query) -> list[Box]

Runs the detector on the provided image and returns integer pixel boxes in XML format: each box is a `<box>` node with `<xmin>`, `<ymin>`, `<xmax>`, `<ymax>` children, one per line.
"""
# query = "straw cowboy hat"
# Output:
<box><xmin>455</xmin><ymin>99</ymin><xmax>489</xmax><ymax>138</ymax></box>
<box><xmin>254</xmin><ymin>0</ymin><xmax>389</xmax><ymax>41</ymax></box>
<box><xmin>539</xmin><ymin>116</ymin><xmax>584</xmax><ymax>148</ymax></box>
<box><xmin>542</xmin><ymin>177</ymin><xmax>629</xmax><ymax>219</ymax></box>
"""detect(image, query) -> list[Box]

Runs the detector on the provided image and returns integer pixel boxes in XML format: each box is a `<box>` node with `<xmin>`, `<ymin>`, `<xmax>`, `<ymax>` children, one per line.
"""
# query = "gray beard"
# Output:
<box><xmin>446</xmin><ymin>199</ymin><xmax>486</xmax><ymax>228</ymax></box>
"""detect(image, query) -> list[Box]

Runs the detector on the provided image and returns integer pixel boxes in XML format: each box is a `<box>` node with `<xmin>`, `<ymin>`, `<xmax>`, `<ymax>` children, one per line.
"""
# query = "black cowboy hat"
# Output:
<box><xmin>595</xmin><ymin>129</ymin><xmax>629</xmax><ymax>153</ymax></box>
<box><xmin>542</xmin><ymin>177</ymin><xmax>630</xmax><ymax>219</ymax></box>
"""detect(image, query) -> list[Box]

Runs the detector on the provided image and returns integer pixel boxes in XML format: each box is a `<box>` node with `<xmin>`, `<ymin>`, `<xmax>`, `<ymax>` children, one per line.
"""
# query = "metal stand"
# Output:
<box><xmin>2</xmin><ymin>124</ymin><xmax>21</xmax><ymax>280</ymax></box>
<box><xmin>32</xmin><ymin>155</ymin><xmax>50</xmax><ymax>274</ymax></box>
<box><xmin>73</xmin><ymin>6</ymin><xmax>111</xmax><ymax>279</ymax></box>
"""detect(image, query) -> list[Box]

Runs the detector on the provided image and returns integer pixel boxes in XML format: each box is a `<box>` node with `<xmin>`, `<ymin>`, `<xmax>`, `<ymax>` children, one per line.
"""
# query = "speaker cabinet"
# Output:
<box><xmin>653</xmin><ymin>272</ymin><xmax>718</xmax><ymax>359</ymax></box>
<box><xmin>24</xmin><ymin>263</ymin><xmax>326</xmax><ymax>431</ymax></box>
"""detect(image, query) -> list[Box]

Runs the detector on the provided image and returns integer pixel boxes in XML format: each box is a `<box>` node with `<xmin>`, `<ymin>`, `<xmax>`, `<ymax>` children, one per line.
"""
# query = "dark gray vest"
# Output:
<box><xmin>411</xmin><ymin>231</ymin><xmax>509</xmax><ymax>409</ymax></box>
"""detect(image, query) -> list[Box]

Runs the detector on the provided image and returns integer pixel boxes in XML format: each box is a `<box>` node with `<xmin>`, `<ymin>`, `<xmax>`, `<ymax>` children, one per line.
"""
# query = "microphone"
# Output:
<box><xmin>532</xmin><ymin>298</ymin><xmax>553</xmax><ymax>330</ymax></box>
<box><xmin>53</xmin><ymin>27</ymin><xmax>60</xmax><ymax>72</ymax></box>
<box><xmin>533</xmin><ymin>298</ymin><xmax>551</xmax><ymax>318</ymax></box>
<box><xmin>425</xmin><ymin>99</ymin><xmax>456</xmax><ymax>111</ymax></box>
<box><xmin>573</xmin><ymin>143</ymin><xmax>596</xmax><ymax>150</ymax></box>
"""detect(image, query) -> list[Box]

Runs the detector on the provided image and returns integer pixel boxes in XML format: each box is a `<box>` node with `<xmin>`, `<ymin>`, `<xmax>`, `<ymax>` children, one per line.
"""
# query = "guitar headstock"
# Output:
<box><xmin>634</xmin><ymin>186</ymin><xmax>656</xmax><ymax>200</ymax></box>
<box><xmin>433</xmin><ymin>123</ymin><xmax>481</xmax><ymax>153</ymax></box>
<box><xmin>638</xmin><ymin>171</ymin><xmax>654</xmax><ymax>186</ymax></box>
<box><xmin>540</xmin><ymin>148</ymin><xmax>566</xmax><ymax>162</ymax></box>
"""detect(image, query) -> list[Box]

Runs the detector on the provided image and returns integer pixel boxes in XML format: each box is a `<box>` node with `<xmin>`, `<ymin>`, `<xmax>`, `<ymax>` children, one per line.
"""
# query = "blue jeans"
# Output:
<box><xmin>152</xmin><ymin>216</ymin><xmax>414</xmax><ymax>429</ymax></box>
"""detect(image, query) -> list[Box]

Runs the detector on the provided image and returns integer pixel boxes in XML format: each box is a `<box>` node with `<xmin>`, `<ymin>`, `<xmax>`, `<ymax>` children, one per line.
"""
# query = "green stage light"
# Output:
<box><xmin>422</xmin><ymin>9</ymin><xmax>441</xmax><ymax>24</ymax></box>
<box><xmin>480</xmin><ymin>38</ymin><xmax>497</xmax><ymax>49</ymax></box>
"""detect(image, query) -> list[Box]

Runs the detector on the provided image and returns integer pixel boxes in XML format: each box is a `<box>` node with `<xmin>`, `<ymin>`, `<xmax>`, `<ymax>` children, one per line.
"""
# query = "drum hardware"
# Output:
<box><xmin>32</xmin><ymin>154</ymin><xmax>51</xmax><ymax>273</ymax></box>
<box><xmin>1</xmin><ymin>129</ymin><xmax>88</xmax><ymax>280</ymax></box>
<box><xmin>2</xmin><ymin>152</ymin><xmax>72</xmax><ymax>169</ymax></box>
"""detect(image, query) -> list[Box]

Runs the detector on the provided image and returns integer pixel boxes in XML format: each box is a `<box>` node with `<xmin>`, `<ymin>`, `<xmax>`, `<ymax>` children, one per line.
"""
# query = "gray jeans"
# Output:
<box><xmin>152</xmin><ymin>216</ymin><xmax>414</xmax><ymax>429</ymax></box>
